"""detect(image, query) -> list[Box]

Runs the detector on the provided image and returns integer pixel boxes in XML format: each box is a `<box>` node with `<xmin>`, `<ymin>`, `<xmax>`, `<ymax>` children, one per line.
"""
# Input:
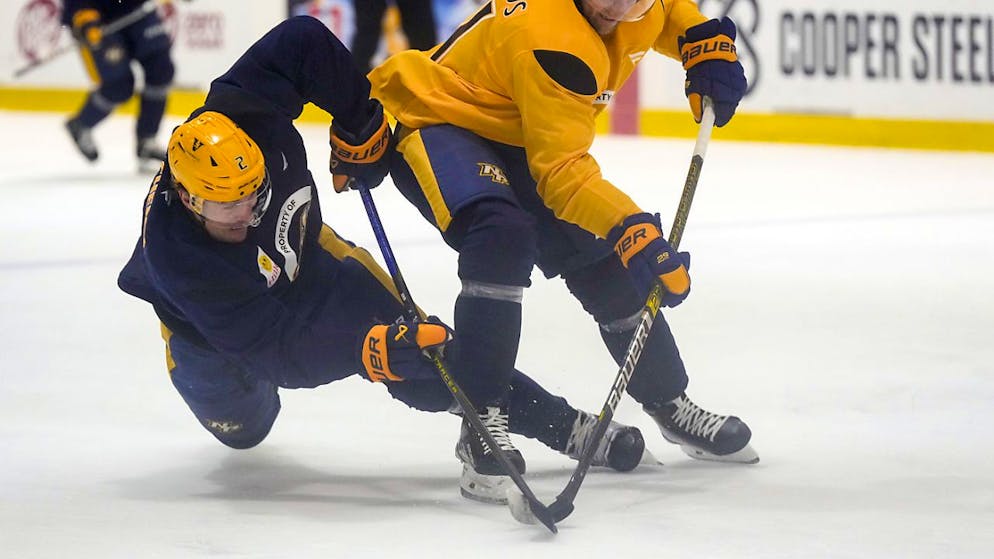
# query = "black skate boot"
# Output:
<box><xmin>564</xmin><ymin>410</ymin><xmax>648</xmax><ymax>472</ymax></box>
<box><xmin>455</xmin><ymin>406</ymin><xmax>525</xmax><ymax>504</ymax></box>
<box><xmin>645</xmin><ymin>393</ymin><xmax>759</xmax><ymax>464</ymax></box>
<box><xmin>65</xmin><ymin>118</ymin><xmax>98</xmax><ymax>162</ymax></box>
<box><xmin>136</xmin><ymin>137</ymin><xmax>167</xmax><ymax>172</ymax></box>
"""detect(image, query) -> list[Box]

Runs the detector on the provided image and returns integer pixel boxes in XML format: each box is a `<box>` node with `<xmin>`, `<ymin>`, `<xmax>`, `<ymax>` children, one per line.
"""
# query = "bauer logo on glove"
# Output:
<box><xmin>360</xmin><ymin>316</ymin><xmax>453</xmax><ymax>382</ymax></box>
<box><xmin>680</xmin><ymin>35</ymin><xmax>737</xmax><ymax>68</ymax></box>
<box><xmin>328</xmin><ymin>121</ymin><xmax>390</xmax><ymax>164</ymax></box>
<box><xmin>613</xmin><ymin>221</ymin><xmax>659</xmax><ymax>267</ymax></box>
<box><xmin>609</xmin><ymin>213</ymin><xmax>691</xmax><ymax>308</ymax></box>
<box><xmin>678</xmin><ymin>17</ymin><xmax>747</xmax><ymax>127</ymax></box>
<box><xmin>329</xmin><ymin>99</ymin><xmax>393</xmax><ymax>191</ymax></box>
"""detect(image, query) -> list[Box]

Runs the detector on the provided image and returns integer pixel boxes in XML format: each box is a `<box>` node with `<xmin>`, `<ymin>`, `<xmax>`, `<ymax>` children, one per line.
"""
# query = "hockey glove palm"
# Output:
<box><xmin>360</xmin><ymin>316</ymin><xmax>453</xmax><ymax>382</ymax></box>
<box><xmin>329</xmin><ymin>99</ymin><xmax>392</xmax><ymax>192</ymax></box>
<box><xmin>679</xmin><ymin>17</ymin><xmax>747</xmax><ymax>127</ymax></box>
<box><xmin>609</xmin><ymin>213</ymin><xmax>691</xmax><ymax>307</ymax></box>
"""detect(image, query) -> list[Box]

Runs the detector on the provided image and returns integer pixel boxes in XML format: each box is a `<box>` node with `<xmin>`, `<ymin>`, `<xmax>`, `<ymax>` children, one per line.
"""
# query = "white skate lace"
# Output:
<box><xmin>566</xmin><ymin>412</ymin><xmax>610</xmax><ymax>464</ymax></box>
<box><xmin>671</xmin><ymin>396</ymin><xmax>728</xmax><ymax>442</ymax></box>
<box><xmin>479</xmin><ymin>407</ymin><xmax>515</xmax><ymax>454</ymax></box>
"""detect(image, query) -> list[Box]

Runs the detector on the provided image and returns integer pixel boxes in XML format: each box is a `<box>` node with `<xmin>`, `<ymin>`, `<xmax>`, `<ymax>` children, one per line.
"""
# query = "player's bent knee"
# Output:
<box><xmin>213</xmin><ymin>429</ymin><xmax>269</xmax><ymax>450</ymax></box>
<box><xmin>141</xmin><ymin>51</ymin><xmax>175</xmax><ymax>87</ymax></box>
<box><xmin>453</xmin><ymin>200</ymin><xmax>537</xmax><ymax>286</ymax></box>
<box><xmin>203</xmin><ymin>402</ymin><xmax>279</xmax><ymax>450</ymax></box>
<box><xmin>99</xmin><ymin>74</ymin><xmax>136</xmax><ymax>104</ymax></box>
<box><xmin>564</xmin><ymin>255</ymin><xmax>643</xmax><ymax>323</ymax></box>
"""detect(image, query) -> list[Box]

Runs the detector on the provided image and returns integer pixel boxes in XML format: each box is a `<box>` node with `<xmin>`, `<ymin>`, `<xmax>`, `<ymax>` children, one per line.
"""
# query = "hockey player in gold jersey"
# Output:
<box><xmin>368</xmin><ymin>0</ymin><xmax>758</xmax><ymax>500</ymax></box>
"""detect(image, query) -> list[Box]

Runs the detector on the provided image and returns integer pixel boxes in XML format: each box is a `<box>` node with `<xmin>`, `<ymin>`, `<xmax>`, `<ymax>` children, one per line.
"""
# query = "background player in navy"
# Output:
<box><xmin>351</xmin><ymin>0</ymin><xmax>437</xmax><ymax>74</ymax></box>
<box><xmin>62</xmin><ymin>0</ymin><xmax>177</xmax><ymax>168</ymax></box>
<box><xmin>369</xmin><ymin>0</ymin><xmax>759</xmax><ymax>486</ymax></box>
<box><xmin>118</xmin><ymin>16</ymin><xmax>644</xmax><ymax>505</ymax></box>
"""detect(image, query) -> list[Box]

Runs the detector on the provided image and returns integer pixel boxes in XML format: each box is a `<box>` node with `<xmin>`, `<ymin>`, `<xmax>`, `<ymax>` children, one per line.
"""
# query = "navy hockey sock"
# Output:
<box><xmin>75</xmin><ymin>93</ymin><xmax>114</xmax><ymax>128</ymax></box>
<box><xmin>448</xmin><ymin>289</ymin><xmax>522</xmax><ymax>407</ymax></box>
<box><xmin>599</xmin><ymin>316</ymin><xmax>689</xmax><ymax>405</ymax></box>
<box><xmin>507</xmin><ymin>370</ymin><xmax>578</xmax><ymax>452</ymax></box>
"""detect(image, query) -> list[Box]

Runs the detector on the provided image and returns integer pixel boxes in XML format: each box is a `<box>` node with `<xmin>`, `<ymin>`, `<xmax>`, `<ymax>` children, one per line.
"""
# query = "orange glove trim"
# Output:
<box><xmin>73</xmin><ymin>9</ymin><xmax>102</xmax><ymax>47</ymax></box>
<box><xmin>613</xmin><ymin>222</ymin><xmax>663</xmax><ymax>268</ymax></box>
<box><xmin>329</xmin><ymin>118</ymin><xmax>390</xmax><ymax>166</ymax></box>
<box><xmin>660</xmin><ymin>266</ymin><xmax>691</xmax><ymax>296</ymax></box>
<box><xmin>361</xmin><ymin>324</ymin><xmax>403</xmax><ymax>382</ymax></box>
<box><xmin>680</xmin><ymin>34</ymin><xmax>738</xmax><ymax>70</ymax></box>
<box><xmin>687</xmin><ymin>92</ymin><xmax>703</xmax><ymax>123</ymax></box>
<box><xmin>72</xmin><ymin>9</ymin><xmax>101</xmax><ymax>30</ymax></box>
<box><xmin>414</xmin><ymin>323</ymin><xmax>450</xmax><ymax>350</ymax></box>
<box><xmin>332</xmin><ymin>175</ymin><xmax>353</xmax><ymax>192</ymax></box>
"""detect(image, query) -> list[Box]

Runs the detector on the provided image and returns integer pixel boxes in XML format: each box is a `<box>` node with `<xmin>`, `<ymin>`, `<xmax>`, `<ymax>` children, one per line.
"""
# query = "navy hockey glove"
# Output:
<box><xmin>360</xmin><ymin>316</ymin><xmax>453</xmax><ymax>382</ymax></box>
<box><xmin>609</xmin><ymin>213</ymin><xmax>691</xmax><ymax>307</ymax></box>
<box><xmin>679</xmin><ymin>17</ymin><xmax>747</xmax><ymax>127</ymax></box>
<box><xmin>70</xmin><ymin>9</ymin><xmax>103</xmax><ymax>49</ymax></box>
<box><xmin>329</xmin><ymin>99</ymin><xmax>392</xmax><ymax>192</ymax></box>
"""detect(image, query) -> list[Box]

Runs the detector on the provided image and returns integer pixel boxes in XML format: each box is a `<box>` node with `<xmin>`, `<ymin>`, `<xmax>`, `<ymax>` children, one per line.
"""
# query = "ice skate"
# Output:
<box><xmin>65</xmin><ymin>118</ymin><xmax>98</xmax><ymax>162</ymax></box>
<box><xmin>645</xmin><ymin>393</ymin><xmax>759</xmax><ymax>464</ymax></box>
<box><xmin>136</xmin><ymin>137</ymin><xmax>167</xmax><ymax>172</ymax></box>
<box><xmin>455</xmin><ymin>406</ymin><xmax>525</xmax><ymax>504</ymax></box>
<box><xmin>564</xmin><ymin>410</ymin><xmax>651</xmax><ymax>471</ymax></box>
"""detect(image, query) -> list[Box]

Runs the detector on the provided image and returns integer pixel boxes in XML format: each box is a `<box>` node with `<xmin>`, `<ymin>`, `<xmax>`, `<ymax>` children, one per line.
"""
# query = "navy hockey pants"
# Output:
<box><xmin>390</xmin><ymin>124</ymin><xmax>689</xmax><ymax>406</ymax></box>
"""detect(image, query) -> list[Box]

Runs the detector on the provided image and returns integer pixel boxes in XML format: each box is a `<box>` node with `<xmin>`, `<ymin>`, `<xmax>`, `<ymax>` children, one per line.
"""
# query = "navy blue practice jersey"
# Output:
<box><xmin>60</xmin><ymin>0</ymin><xmax>151</xmax><ymax>25</ymax></box>
<box><xmin>119</xmin><ymin>16</ymin><xmax>395</xmax><ymax>389</ymax></box>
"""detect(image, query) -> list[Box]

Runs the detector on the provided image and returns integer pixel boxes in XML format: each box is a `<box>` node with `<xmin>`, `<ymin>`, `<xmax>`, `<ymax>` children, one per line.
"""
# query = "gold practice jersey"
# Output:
<box><xmin>369</xmin><ymin>0</ymin><xmax>707</xmax><ymax>238</ymax></box>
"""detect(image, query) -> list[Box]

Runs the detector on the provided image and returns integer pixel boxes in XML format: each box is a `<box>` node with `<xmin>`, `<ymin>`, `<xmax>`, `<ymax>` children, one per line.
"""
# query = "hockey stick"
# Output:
<box><xmin>355</xmin><ymin>183</ymin><xmax>559</xmax><ymax>534</ymax></box>
<box><xmin>545</xmin><ymin>99</ymin><xmax>717</xmax><ymax>523</ymax></box>
<box><xmin>13</xmin><ymin>0</ymin><xmax>159</xmax><ymax>79</ymax></box>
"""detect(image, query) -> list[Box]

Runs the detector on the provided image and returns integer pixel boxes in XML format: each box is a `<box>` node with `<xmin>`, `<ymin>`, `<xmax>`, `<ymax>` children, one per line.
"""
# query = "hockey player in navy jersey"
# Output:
<box><xmin>62</xmin><ymin>0</ymin><xmax>178</xmax><ymax>168</ymax></box>
<box><xmin>118</xmin><ymin>16</ymin><xmax>644</xmax><ymax>505</ymax></box>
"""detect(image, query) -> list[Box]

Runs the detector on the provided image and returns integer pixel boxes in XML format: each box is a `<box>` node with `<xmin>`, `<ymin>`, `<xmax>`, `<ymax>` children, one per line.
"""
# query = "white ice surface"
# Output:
<box><xmin>1</xmin><ymin>111</ymin><xmax>992</xmax><ymax>558</ymax></box>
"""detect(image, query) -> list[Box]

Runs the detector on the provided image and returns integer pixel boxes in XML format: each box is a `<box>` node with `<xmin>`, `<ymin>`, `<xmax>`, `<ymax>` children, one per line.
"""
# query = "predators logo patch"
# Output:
<box><xmin>257</xmin><ymin>247</ymin><xmax>282</xmax><ymax>288</ymax></box>
<box><xmin>477</xmin><ymin>162</ymin><xmax>509</xmax><ymax>185</ymax></box>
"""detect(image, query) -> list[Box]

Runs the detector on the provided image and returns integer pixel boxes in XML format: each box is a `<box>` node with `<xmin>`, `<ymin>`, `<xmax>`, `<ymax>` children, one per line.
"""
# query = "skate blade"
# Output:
<box><xmin>459</xmin><ymin>465</ymin><xmax>512</xmax><ymax>505</ymax></box>
<box><xmin>639</xmin><ymin>448</ymin><xmax>664</xmax><ymax>467</ymax></box>
<box><xmin>680</xmin><ymin>443</ymin><xmax>760</xmax><ymax>464</ymax></box>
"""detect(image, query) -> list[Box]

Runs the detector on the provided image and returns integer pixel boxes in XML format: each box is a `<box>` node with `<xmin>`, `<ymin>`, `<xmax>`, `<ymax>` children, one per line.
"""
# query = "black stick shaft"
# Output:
<box><xmin>548</xmin><ymin>99</ymin><xmax>716</xmax><ymax>521</ymax></box>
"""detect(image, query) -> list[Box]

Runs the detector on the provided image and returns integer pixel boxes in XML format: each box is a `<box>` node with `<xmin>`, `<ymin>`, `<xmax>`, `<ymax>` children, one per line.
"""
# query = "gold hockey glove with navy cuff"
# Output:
<box><xmin>329</xmin><ymin>99</ymin><xmax>392</xmax><ymax>192</ymax></box>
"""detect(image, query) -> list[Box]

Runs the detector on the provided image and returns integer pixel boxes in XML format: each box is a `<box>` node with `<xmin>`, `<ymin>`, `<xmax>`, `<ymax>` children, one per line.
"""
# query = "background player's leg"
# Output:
<box><xmin>351</xmin><ymin>0</ymin><xmax>388</xmax><ymax>74</ymax></box>
<box><xmin>65</xmin><ymin>36</ymin><xmax>134</xmax><ymax>162</ymax></box>
<box><xmin>396</xmin><ymin>0</ymin><xmax>437</xmax><ymax>51</ymax></box>
<box><xmin>130</xmin><ymin>15</ymin><xmax>174</xmax><ymax>167</ymax></box>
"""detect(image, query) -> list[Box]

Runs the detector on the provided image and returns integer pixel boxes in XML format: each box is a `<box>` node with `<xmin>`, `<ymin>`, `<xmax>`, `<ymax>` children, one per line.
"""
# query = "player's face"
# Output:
<box><xmin>182</xmin><ymin>174</ymin><xmax>272</xmax><ymax>243</ymax></box>
<box><xmin>579</xmin><ymin>0</ymin><xmax>654</xmax><ymax>35</ymax></box>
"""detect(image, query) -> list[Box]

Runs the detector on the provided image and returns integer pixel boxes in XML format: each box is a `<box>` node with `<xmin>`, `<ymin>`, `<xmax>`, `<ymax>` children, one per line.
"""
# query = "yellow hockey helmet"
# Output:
<box><xmin>167</xmin><ymin>111</ymin><xmax>267</xmax><ymax>203</ymax></box>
